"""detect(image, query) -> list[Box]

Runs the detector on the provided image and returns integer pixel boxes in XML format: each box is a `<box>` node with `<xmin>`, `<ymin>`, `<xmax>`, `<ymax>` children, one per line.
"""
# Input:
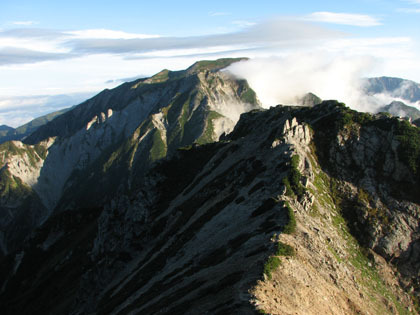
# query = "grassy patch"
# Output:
<box><xmin>0</xmin><ymin>169</ymin><xmax>31</xmax><ymax>199</ymax></box>
<box><xmin>263</xmin><ymin>256</ymin><xmax>281</xmax><ymax>280</ymax></box>
<box><xmin>188</xmin><ymin>58</ymin><xmax>245</xmax><ymax>73</ymax></box>
<box><xmin>149</xmin><ymin>129</ymin><xmax>167</xmax><ymax>161</ymax></box>
<box><xmin>240</xmin><ymin>87</ymin><xmax>257</xmax><ymax>104</ymax></box>
<box><xmin>283</xmin><ymin>201</ymin><xmax>296</xmax><ymax>234</ymax></box>
<box><xmin>395</xmin><ymin>119</ymin><xmax>420</xmax><ymax>178</ymax></box>
<box><xmin>283</xmin><ymin>155</ymin><xmax>306</xmax><ymax>199</ymax></box>
<box><xmin>196</xmin><ymin>111</ymin><xmax>223</xmax><ymax>145</ymax></box>
<box><xmin>276</xmin><ymin>241</ymin><xmax>295</xmax><ymax>257</ymax></box>
<box><xmin>263</xmin><ymin>241</ymin><xmax>294</xmax><ymax>281</ymax></box>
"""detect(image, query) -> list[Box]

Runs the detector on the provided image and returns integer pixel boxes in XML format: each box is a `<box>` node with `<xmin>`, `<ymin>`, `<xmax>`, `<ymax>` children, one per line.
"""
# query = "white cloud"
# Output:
<box><xmin>209</xmin><ymin>11</ymin><xmax>230</xmax><ymax>16</ymax></box>
<box><xmin>305</xmin><ymin>12</ymin><xmax>381</xmax><ymax>26</ymax></box>
<box><xmin>397</xmin><ymin>7</ymin><xmax>420</xmax><ymax>13</ymax></box>
<box><xmin>65</xmin><ymin>29</ymin><xmax>160</xmax><ymax>40</ymax></box>
<box><xmin>227</xmin><ymin>54</ymin><xmax>377</xmax><ymax>112</ymax></box>
<box><xmin>232</xmin><ymin>20</ymin><xmax>257</xmax><ymax>27</ymax></box>
<box><xmin>0</xmin><ymin>20</ymin><xmax>340</xmax><ymax>65</ymax></box>
<box><xmin>12</xmin><ymin>21</ymin><xmax>37</xmax><ymax>26</ymax></box>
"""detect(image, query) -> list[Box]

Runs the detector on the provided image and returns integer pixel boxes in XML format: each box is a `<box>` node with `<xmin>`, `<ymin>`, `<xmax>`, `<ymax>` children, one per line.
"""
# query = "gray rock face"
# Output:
<box><xmin>0</xmin><ymin>58</ymin><xmax>260</xmax><ymax>255</ymax></box>
<box><xmin>0</xmin><ymin>99</ymin><xmax>419</xmax><ymax>313</ymax></box>
<box><xmin>305</xmin><ymin>102</ymin><xmax>420</xmax><ymax>300</ymax></box>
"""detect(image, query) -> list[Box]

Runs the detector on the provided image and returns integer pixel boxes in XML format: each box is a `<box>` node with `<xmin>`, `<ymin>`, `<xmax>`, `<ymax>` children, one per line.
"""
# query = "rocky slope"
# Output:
<box><xmin>0</xmin><ymin>58</ymin><xmax>260</xmax><ymax>255</ymax></box>
<box><xmin>0</xmin><ymin>101</ymin><xmax>418</xmax><ymax>314</ymax></box>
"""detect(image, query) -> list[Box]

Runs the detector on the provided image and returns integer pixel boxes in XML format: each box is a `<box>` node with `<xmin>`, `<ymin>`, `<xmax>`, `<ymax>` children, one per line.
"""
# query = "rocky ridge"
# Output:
<box><xmin>0</xmin><ymin>101</ymin><xmax>418</xmax><ymax>314</ymax></box>
<box><xmin>0</xmin><ymin>58</ymin><xmax>260</xmax><ymax>255</ymax></box>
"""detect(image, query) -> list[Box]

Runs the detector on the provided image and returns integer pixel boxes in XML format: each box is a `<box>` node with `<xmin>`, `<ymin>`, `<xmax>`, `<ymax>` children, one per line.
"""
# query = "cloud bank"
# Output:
<box><xmin>0</xmin><ymin>20</ymin><xmax>341</xmax><ymax>66</ymax></box>
<box><xmin>228</xmin><ymin>55</ymin><xmax>420</xmax><ymax>114</ymax></box>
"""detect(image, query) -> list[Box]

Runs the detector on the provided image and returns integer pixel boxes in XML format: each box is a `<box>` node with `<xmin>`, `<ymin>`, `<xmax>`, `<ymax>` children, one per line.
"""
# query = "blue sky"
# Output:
<box><xmin>1</xmin><ymin>0</ymin><xmax>420</xmax><ymax>126</ymax></box>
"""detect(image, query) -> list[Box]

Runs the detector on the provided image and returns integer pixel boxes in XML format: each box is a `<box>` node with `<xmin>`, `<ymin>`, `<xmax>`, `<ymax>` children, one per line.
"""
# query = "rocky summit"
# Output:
<box><xmin>0</xmin><ymin>58</ymin><xmax>259</xmax><ymax>257</ymax></box>
<box><xmin>0</xmin><ymin>59</ymin><xmax>419</xmax><ymax>315</ymax></box>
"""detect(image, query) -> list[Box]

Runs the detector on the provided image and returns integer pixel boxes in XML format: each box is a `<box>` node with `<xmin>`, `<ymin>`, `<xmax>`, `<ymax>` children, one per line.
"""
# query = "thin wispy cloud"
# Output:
<box><xmin>66</xmin><ymin>29</ymin><xmax>160</xmax><ymax>40</ymax></box>
<box><xmin>399</xmin><ymin>0</ymin><xmax>420</xmax><ymax>12</ymax></box>
<box><xmin>209</xmin><ymin>11</ymin><xmax>230</xmax><ymax>16</ymax></box>
<box><xmin>397</xmin><ymin>8</ymin><xmax>420</xmax><ymax>13</ymax></box>
<box><xmin>0</xmin><ymin>47</ymin><xmax>74</xmax><ymax>65</ymax></box>
<box><xmin>305</xmin><ymin>12</ymin><xmax>382</xmax><ymax>27</ymax></box>
<box><xmin>12</xmin><ymin>21</ymin><xmax>38</xmax><ymax>26</ymax></box>
<box><xmin>67</xmin><ymin>20</ymin><xmax>341</xmax><ymax>55</ymax></box>
<box><xmin>0</xmin><ymin>19</ymin><xmax>342</xmax><ymax>66</ymax></box>
<box><xmin>232</xmin><ymin>20</ymin><xmax>257</xmax><ymax>27</ymax></box>
<box><xmin>105</xmin><ymin>75</ymin><xmax>146</xmax><ymax>84</ymax></box>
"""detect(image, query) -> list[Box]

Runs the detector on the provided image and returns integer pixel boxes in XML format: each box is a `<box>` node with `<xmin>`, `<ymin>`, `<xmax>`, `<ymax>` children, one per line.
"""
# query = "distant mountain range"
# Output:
<box><xmin>0</xmin><ymin>107</ymin><xmax>72</xmax><ymax>144</ymax></box>
<box><xmin>363</xmin><ymin>76</ymin><xmax>420</xmax><ymax>103</ymax></box>
<box><xmin>3</xmin><ymin>75</ymin><xmax>419</xmax><ymax>146</ymax></box>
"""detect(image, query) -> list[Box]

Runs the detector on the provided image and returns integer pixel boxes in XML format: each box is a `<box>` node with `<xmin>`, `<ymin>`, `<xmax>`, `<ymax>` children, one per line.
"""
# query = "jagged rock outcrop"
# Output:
<box><xmin>0</xmin><ymin>58</ymin><xmax>260</xmax><ymax>255</ymax></box>
<box><xmin>1</xmin><ymin>101</ymin><xmax>418</xmax><ymax>314</ymax></box>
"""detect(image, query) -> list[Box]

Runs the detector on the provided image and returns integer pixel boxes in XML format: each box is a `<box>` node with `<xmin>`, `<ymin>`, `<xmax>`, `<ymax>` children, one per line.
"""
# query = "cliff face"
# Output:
<box><xmin>0</xmin><ymin>101</ymin><xmax>418</xmax><ymax>314</ymax></box>
<box><xmin>0</xmin><ymin>58</ymin><xmax>260</xmax><ymax>255</ymax></box>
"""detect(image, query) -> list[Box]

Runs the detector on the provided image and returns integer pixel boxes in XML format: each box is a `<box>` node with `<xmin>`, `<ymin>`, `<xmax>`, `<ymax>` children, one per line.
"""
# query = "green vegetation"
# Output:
<box><xmin>166</xmin><ymin>92</ymin><xmax>192</xmax><ymax>147</ymax></box>
<box><xmin>340</xmin><ymin>110</ymin><xmax>374</xmax><ymax>128</ymax></box>
<box><xmin>276</xmin><ymin>241</ymin><xmax>295</xmax><ymax>257</ymax></box>
<box><xmin>263</xmin><ymin>241</ymin><xmax>295</xmax><ymax>280</ymax></box>
<box><xmin>0</xmin><ymin>169</ymin><xmax>31</xmax><ymax>199</ymax></box>
<box><xmin>263</xmin><ymin>256</ymin><xmax>281</xmax><ymax>280</ymax></box>
<box><xmin>283</xmin><ymin>155</ymin><xmax>306</xmax><ymax>199</ymax></box>
<box><xmin>395</xmin><ymin>119</ymin><xmax>420</xmax><ymax>177</ymax></box>
<box><xmin>0</xmin><ymin>141</ymin><xmax>46</xmax><ymax>168</ymax></box>
<box><xmin>149</xmin><ymin>69</ymin><xmax>169</xmax><ymax>83</ymax></box>
<box><xmin>149</xmin><ymin>129</ymin><xmax>167</xmax><ymax>161</ymax></box>
<box><xmin>0</xmin><ymin>141</ymin><xmax>26</xmax><ymax>157</ymax></box>
<box><xmin>34</xmin><ymin>143</ymin><xmax>48</xmax><ymax>160</ymax></box>
<box><xmin>283</xmin><ymin>201</ymin><xmax>296</xmax><ymax>234</ymax></box>
<box><xmin>188</xmin><ymin>58</ymin><xmax>246</xmax><ymax>73</ymax></box>
<box><xmin>309</xmin><ymin>159</ymin><xmax>412</xmax><ymax>314</ymax></box>
<box><xmin>196</xmin><ymin>111</ymin><xmax>223</xmax><ymax>145</ymax></box>
<box><xmin>240</xmin><ymin>86</ymin><xmax>257</xmax><ymax>104</ymax></box>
